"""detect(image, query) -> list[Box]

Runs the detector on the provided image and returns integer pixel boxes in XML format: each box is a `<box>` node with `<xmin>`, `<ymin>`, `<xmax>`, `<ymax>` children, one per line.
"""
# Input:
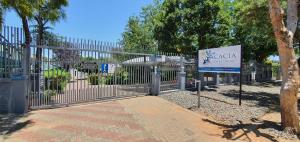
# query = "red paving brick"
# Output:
<box><xmin>2</xmin><ymin>96</ymin><xmax>275</xmax><ymax>142</ymax></box>
<box><xmin>54</xmin><ymin>125</ymin><xmax>155</xmax><ymax>142</ymax></box>
<box><xmin>2</xmin><ymin>100</ymin><xmax>159</xmax><ymax>142</ymax></box>
<box><xmin>62</xmin><ymin>107</ymin><xmax>134</xmax><ymax>118</ymax></box>
<box><xmin>39</xmin><ymin>111</ymin><xmax>144</xmax><ymax>131</ymax></box>
<box><xmin>14</xmin><ymin>131</ymin><xmax>59</xmax><ymax>142</ymax></box>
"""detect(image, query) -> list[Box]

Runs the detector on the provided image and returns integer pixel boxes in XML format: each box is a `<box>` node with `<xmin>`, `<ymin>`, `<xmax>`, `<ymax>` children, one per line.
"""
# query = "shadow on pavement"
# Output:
<box><xmin>203</xmin><ymin>118</ymin><xmax>280</xmax><ymax>142</ymax></box>
<box><xmin>251</xmin><ymin>81</ymin><xmax>282</xmax><ymax>88</ymax></box>
<box><xmin>221</xmin><ymin>89</ymin><xmax>300</xmax><ymax>112</ymax></box>
<box><xmin>0</xmin><ymin>114</ymin><xmax>32</xmax><ymax>135</ymax></box>
<box><xmin>221</xmin><ymin>90</ymin><xmax>280</xmax><ymax>109</ymax></box>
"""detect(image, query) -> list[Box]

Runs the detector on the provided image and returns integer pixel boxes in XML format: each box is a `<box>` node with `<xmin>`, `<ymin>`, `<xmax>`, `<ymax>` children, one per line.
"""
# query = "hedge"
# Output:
<box><xmin>44</xmin><ymin>69</ymin><xmax>71</xmax><ymax>91</ymax></box>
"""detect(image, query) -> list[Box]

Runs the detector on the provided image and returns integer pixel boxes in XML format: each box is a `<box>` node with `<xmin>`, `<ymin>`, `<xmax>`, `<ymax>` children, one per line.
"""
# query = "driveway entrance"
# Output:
<box><xmin>1</xmin><ymin>96</ymin><xmax>273</xmax><ymax>142</ymax></box>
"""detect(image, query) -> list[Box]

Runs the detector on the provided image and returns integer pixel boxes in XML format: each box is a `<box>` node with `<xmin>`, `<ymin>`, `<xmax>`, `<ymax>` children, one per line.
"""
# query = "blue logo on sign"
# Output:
<box><xmin>203</xmin><ymin>50</ymin><xmax>214</xmax><ymax>64</ymax></box>
<box><xmin>101</xmin><ymin>64</ymin><xmax>108</xmax><ymax>73</ymax></box>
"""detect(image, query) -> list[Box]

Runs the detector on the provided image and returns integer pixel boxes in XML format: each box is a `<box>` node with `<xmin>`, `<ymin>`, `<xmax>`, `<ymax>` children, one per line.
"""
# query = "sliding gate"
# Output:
<box><xmin>28</xmin><ymin>40</ymin><xmax>159</xmax><ymax>109</ymax></box>
<box><xmin>0</xmin><ymin>26</ymin><xmax>193</xmax><ymax>110</ymax></box>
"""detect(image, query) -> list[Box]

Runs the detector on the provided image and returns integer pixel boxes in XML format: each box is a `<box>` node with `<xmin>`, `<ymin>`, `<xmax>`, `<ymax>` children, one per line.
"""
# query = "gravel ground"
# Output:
<box><xmin>159</xmin><ymin>81</ymin><xmax>299</xmax><ymax>141</ymax></box>
<box><xmin>159</xmin><ymin>91</ymin><xmax>269</xmax><ymax>125</ymax></box>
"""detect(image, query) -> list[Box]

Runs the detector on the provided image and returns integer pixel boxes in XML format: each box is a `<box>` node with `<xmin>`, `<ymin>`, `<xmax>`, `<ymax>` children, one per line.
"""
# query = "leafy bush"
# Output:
<box><xmin>43</xmin><ymin>90</ymin><xmax>57</xmax><ymax>100</ymax></box>
<box><xmin>88</xmin><ymin>74</ymin><xmax>105</xmax><ymax>85</ymax></box>
<box><xmin>272</xmin><ymin>62</ymin><xmax>280</xmax><ymax>78</ymax></box>
<box><xmin>88</xmin><ymin>74</ymin><xmax>99</xmax><ymax>85</ymax></box>
<box><xmin>44</xmin><ymin>69</ymin><xmax>71</xmax><ymax>91</ymax></box>
<box><xmin>88</xmin><ymin>69</ymin><xmax>129</xmax><ymax>85</ymax></box>
<box><xmin>105</xmin><ymin>69</ymin><xmax>129</xmax><ymax>85</ymax></box>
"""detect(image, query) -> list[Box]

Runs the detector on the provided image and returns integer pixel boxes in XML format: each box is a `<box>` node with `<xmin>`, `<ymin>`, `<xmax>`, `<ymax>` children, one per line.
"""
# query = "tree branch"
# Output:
<box><xmin>268</xmin><ymin>0</ymin><xmax>291</xmax><ymax>47</ymax></box>
<box><xmin>287</xmin><ymin>0</ymin><xmax>299</xmax><ymax>33</ymax></box>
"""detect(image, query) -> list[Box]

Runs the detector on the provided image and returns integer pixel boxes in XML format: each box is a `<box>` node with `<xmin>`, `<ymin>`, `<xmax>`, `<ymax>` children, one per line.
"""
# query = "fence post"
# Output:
<box><xmin>150</xmin><ymin>55</ymin><xmax>161</xmax><ymax>95</ymax></box>
<box><xmin>197</xmin><ymin>80</ymin><xmax>201</xmax><ymax>108</ymax></box>
<box><xmin>213</xmin><ymin>73</ymin><xmax>220</xmax><ymax>86</ymax></box>
<box><xmin>178</xmin><ymin>56</ymin><xmax>186</xmax><ymax>91</ymax></box>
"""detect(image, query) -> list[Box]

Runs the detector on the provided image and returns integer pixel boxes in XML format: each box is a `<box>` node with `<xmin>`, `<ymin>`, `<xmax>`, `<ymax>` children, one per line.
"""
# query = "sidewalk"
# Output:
<box><xmin>1</xmin><ymin>96</ymin><xmax>272</xmax><ymax>142</ymax></box>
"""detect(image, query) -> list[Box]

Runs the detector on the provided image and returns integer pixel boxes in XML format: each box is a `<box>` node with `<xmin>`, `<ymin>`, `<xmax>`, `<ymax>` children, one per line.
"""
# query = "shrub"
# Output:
<box><xmin>43</xmin><ymin>90</ymin><xmax>57</xmax><ymax>100</ymax></box>
<box><xmin>88</xmin><ymin>69</ymin><xmax>129</xmax><ymax>85</ymax></box>
<box><xmin>105</xmin><ymin>70</ymin><xmax>129</xmax><ymax>85</ymax></box>
<box><xmin>272</xmin><ymin>62</ymin><xmax>280</xmax><ymax>77</ymax></box>
<box><xmin>88</xmin><ymin>74</ymin><xmax>98</xmax><ymax>85</ymax></box>
<box><xmin>44</xmin><ymin>69</ymin><xmax>71</xmax><ymax>91</ymax></box>
<box><xmin>88</xmin><ymin>74</ymin><xmax>106</xmax><ymax>85</ymax></box>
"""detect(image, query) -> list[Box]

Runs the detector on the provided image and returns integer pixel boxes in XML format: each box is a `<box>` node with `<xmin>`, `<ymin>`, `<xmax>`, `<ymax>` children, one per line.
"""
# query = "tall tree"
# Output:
<box><xmin>0</xmin><ymin>3</ymin><xmax>4</xmax><ymax>29</ymax></box>
<box><xmin>122</xmin><ymin>16</ymin><xmax>157</xmax><ymax>52</ymax></box>
<box><xmin>2</xmin><ymin>0</ymin><xmax>34</xmax><ymax>48</ymax></box>
<box><xmin>122</xmin><ymin>0</ymin><xmax>161</xmax><ymax>53</ymax></box>
<box><xmin>234</xmin><ymin>0</ymin><xmax>277</xmax><ymax>62</ymax></box>
<box><xmin>2</xmin><ymin>0</ymin><xmax>35</xmax><ymax>75</ymax></box>
<box><xmin>154</xmin><ymin>0</ymin><xmax>232</xmax><ymax>54</ymax></box>
<box><xmin>32</xmin><ymin>0</ymin><xmax>68</xmax><ymax>72</ymax></box>
<box><xmin>30</xmin><ymin>0</ymin><xmax>68</xmax><ymax>92</ymax></box>
<box><xmin>268</xmin><ymin>0</ymin><xmax>300</xmax><ymax>134</ymax></box>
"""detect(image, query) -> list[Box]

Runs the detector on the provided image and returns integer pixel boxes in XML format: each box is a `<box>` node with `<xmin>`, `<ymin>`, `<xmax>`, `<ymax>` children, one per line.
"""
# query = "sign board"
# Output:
<box><xmin>107</xmin><ymin>64</ymin><xmax>116</xmax><ymax>74</ymax></box>
<box><xmin>198</xmin><ymin>45</ymin><xmax>241</xmax><ymax>73</ymax></box>
<box><xmin>101</xmin><ymin>64</ymin><xmax>108</xmax><ymax>73</ymax></box>
<box><xmin>100</xmin><ymin>64</ymin><xmax>116</xmax><ymax>74</ymax></box>
<box><xmin>82</xmin><ymin>62</ymin><xmax>98</xmax><ymax>69</ymax></box>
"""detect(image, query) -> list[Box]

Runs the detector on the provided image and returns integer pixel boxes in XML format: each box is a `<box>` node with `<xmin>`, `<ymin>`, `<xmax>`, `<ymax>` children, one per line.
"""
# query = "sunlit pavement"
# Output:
<box><xmin>1</xmin><ymin>96</ymin><xmax>271</xmax><ymax>142</ymax></box>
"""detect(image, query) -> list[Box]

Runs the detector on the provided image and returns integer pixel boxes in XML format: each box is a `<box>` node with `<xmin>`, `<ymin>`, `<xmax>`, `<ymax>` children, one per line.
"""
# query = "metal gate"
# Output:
<box><xmin>28</xmin><ymin>37</ymin><xmax>190</xmax><ymax>109</ymax></box>
<box><xmin>28</xmin><ymin>39</ymin><xmax>158</xmax><ymax>109</ymax></box>
<box><xmin>0</xmin><ymin>26</ymin><xmax>196</xmax><ymax>110</ymax></box>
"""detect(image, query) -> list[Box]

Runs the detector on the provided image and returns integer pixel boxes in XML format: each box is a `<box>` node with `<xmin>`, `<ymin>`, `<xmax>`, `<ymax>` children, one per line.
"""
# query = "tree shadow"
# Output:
<box><xmin>0</xmin><ymin>114</ymin><xmax>32</xmax><ymax>135</ymax></box>
<box><xmin>220</xmin><ymin>89</ymin><xmax>284</xmax><ymax>111</ymax></box>
<box><xmin>203</xmin><ymin>118</ymin><xmax>281</xmax><ymax>142</ymax></box>
<box><xmin>250</xmin><ymin>81</ymin><xmax>282</xmax><ymax>88</ymax></box>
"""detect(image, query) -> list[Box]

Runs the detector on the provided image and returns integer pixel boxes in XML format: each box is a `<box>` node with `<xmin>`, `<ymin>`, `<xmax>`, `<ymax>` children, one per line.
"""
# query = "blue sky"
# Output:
<box><xmin>3</xmin><ymin>0</ymin><xmax>153</xmax><ymax>42</ymax></box>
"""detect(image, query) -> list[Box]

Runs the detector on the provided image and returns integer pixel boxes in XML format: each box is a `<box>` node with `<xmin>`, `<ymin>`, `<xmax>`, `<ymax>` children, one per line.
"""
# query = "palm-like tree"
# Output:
<box><xmin>33</xmin><ymin>0</ymin><xmax>68</xmax><ymax>46</ymax></box>
<box><xmin>32</xmin><ymin>0</ymin><xmax>68</xmax><ymax>92</ymax></box>
<box><xmin>0</xmin><ymin>5</ymin><xmax>3</xmax><ymax>29</ymax></box>
<box><xmin>33</xmin><ymin>0</ymin><xmax>68</xmax><ymax>64</ymax></box>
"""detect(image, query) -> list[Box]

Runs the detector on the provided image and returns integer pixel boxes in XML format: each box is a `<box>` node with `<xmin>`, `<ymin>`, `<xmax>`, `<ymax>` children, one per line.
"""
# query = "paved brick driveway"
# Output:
<box><xmin>2</xmin><ymin>101</ymin><xmax>158</xmax><ymax>142</ymax></box>
<box><xmin>1</xmin><ymin>96</ymin><xmax>272</xmax><ymax>142</ymax></box>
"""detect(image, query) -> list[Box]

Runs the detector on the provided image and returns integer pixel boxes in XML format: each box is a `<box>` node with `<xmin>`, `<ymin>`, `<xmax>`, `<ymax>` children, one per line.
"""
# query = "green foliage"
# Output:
<box><xmin>43</xmin><ymin>90</ymin><xmax>57</xmax><ymax>100</ymax></box>
<box><xmin>121</xmin><ymin>0</ymin><xmax>161</xmax><ymax>53</ymax></box>
<box><xmin>122</xmin><ymin>0</ymin><xmax>234</xmax><ymax>55</ymax></box>
<box><xmin>88</xmin><ymin>74</ymin><xmax>101</xmax><ymax>85</ymax></box>
<box><xmin>44</xmin><ymin>69</ymin><xmax>71</xmax><ymax>91</ymax></box>
<box><xmin>88</xmin><ymin>69</ymin><xmax>129</xmax><ymax>85</ymax></box>
<box><xmin>121</xmin><ymin>0</ymin><xmax>281</xmax><ymax>62</ymax></box>
<box><xmin>233</xmin><ymin>0</ymin><xmax>277</xmax><ymax>62</ymax></box>
<box><xmin>105</xmin><ymin>69</ymin><xmax>129</xmax><ymax>85</ymax></box>
<box><xmin>271</xmin><ymin>62</ymin><xmax>280</xmax><ymax>78</ymax></box>
<box><xmin>155</xmin><ymin>0</ymin><xmax>230</xmax><ymax>54</ymax></box>
<box><xmin>31</xmin><ymin>0</ymin><xmax>68</xmax><ymax>40</ymax></box>
<box><xmin>0</xmin><ymin>5</ymin><xmax>3</xmax><ymax>29</ymax></box>
<box><xmin>1</xmin><ymin>0</ymin><xmax>35</xmax><ymax>17</ymax></box>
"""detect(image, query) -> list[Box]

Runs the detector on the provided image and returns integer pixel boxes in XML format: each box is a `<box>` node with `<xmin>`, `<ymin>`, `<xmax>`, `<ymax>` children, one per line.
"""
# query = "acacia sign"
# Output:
<box><xmin>198</xmin><ymin>45</ymin><xmax>241</xmax><ymax>73</ymax></box>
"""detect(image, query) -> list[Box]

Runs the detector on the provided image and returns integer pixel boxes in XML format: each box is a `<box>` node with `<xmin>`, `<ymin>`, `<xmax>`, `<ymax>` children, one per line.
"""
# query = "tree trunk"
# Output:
<box><xmin>35</xmin><ymin>23</ymin><xmax>43</xmax><ymax>73</ymax></box>
<box><xmin>269</xmin><ymin>0</ymin><xmax>300</xmax><ymax>134</ymax></box>
<box><xmin>33</xmin><ymin>22</ymin><xmax>44</xmax><ymax>94</ymax></box>
<box><xmin>20</xmin><ymin>15</ymin><xmax>31</xmax><ymax>75</ymax></box>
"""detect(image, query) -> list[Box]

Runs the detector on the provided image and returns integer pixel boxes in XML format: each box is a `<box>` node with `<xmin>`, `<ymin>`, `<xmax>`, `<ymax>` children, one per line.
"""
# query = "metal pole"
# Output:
<box><xmin>197</xmin><ymin>80</ymin><xmax>201</xmax><ymax>108</ymax></box>
<box><xmin>239</xmin><ymin>46</ymin><xmax>243</xmax><ymax>106</ymax></box>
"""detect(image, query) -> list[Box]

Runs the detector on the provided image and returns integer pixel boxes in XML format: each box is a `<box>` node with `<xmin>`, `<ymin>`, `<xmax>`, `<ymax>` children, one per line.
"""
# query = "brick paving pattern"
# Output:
<box><xmin>2</xmin><ymin>101</ymin><xmax>159</xmax><ymax>142</ymax></box>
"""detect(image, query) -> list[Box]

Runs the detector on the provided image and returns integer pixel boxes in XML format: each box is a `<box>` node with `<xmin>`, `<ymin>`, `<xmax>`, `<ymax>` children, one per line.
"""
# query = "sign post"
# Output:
<box><xmin>198</xmin><ymin>45</ymin><xmax>242</xmax><ymax>105</ymax></box>
<box><xmin>239</xmin><ymin>46</ymin><xmax>243</xmax><ymax>105</ymax></box>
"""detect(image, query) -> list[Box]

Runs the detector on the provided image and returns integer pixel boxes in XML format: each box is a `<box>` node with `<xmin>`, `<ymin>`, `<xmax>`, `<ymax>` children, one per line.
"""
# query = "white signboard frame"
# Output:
<box><xmin>198</xmin><ymin>45</ymin><xmax>241</xmax><ymax>73</ymax></box>
<box><xmin>107</xmin><ymin>64</ymin><xmax>116</xmax><ymax>74</ymax></box>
